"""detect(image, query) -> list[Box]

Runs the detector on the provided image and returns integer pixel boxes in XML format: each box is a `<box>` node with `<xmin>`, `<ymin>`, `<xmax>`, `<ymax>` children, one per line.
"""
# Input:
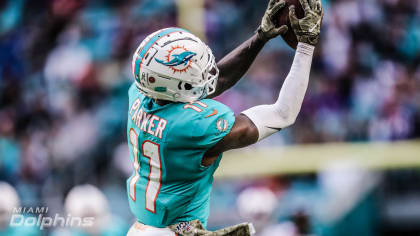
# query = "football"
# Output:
<box><xmin>272</xmin><ymin>0</ymin><xmax>305</xmax><ymax>49</ymax></box>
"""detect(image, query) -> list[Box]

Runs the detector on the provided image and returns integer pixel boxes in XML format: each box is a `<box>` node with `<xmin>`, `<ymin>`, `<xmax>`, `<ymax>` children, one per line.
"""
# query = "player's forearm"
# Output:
<box><xmin>274</xmin><ymin>43</ymin><xmax>313</xmax><ymax>124</ymax></box>
<box><xmin>242</xmin><ymin>43</ymin><xmax>314</xmax><ymax>141</ymax></box>
<box><xmin>209</xmin><ymin>33</ymin><xmax>267</xmax><ymax>98</ymax></box>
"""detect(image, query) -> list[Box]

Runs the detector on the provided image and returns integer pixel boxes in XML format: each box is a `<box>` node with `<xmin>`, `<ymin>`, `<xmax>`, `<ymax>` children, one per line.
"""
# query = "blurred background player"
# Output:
<box><xmin>126</xmin><ymin>0</ymin><xmax>322</xmax><ymax>235</ymax></box>
<box><xmin>0</xmin><ymin>182</ymin><xmax>40</xmax><ymax>236</ymax></box>
<box><xmin>51</xmin><ymin>184</ymin><xmax>128</xmax><ymax>236</ymax></box>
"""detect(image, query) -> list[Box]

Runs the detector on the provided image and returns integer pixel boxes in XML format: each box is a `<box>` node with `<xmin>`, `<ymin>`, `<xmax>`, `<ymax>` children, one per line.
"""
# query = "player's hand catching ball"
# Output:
<box><xmin>258</xmin><ymin>0</ymin><xmax>289</xmax><ymax>41</ymax></box>
<box><xmin>289</xmin><ymin>0</ymin><xmax>323</xmax><ymax>45</ymax></box>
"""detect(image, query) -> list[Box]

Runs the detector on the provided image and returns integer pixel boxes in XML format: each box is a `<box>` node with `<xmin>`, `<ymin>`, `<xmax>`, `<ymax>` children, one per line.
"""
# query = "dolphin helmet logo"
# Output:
<box><xmin>155</xmin><ymin>45</ymin><xmax>197</xmax><ymax>73</ymax></box>
<box><xmin>156</xmin><ymin>51</ymin><xmax>196</xmax><ymax>67</ymax></box>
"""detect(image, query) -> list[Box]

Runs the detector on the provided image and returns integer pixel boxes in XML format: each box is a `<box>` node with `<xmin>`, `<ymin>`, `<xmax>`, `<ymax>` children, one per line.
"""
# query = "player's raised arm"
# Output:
<box><xmin>208</xmin><ymin>0</ymin><xmax>289</xmax><ymax>98</ymax></box>
<box><xmin>204</xmin><ymin>0</ymin><xmax>323</xmax><ymax>163</ymax></box>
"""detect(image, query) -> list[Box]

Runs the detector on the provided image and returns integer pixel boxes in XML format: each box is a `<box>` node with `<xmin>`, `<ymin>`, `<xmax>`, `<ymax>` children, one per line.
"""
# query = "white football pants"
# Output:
<box><xmin>127</xmin><ymin>222</ymin><xmax>177</xmax><ymax>236</ymax></box>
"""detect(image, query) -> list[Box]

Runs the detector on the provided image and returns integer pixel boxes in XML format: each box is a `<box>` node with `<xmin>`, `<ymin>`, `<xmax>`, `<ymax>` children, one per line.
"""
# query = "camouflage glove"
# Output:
<box><xmin>289</xmin><ymin>0</ymin><xmax>323</xmax><ymax>45</ymax></box>
<box><xmin>170</xmin><ymin>220</ymin><xmax>255</xmax><ymax>236</ymax></box>
<box><xmin>258</xmin><ymin>0</ymin><xmax>288</xmax><ymax>41</ymax></box>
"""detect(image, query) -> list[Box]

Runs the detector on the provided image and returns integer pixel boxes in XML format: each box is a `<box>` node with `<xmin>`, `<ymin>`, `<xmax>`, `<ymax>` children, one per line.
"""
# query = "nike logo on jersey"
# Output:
<box><xmin>205</xmin><ymin>109</ymin><xmax>218</xmax><ymax>118</ymax></box>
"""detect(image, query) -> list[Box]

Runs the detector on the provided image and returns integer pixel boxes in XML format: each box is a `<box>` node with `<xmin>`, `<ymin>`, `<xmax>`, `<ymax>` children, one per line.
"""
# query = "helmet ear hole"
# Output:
<box><xmin>184</xmin><ymin>83</ymin><xmax>193</xmax><ymax>90</ymax></box>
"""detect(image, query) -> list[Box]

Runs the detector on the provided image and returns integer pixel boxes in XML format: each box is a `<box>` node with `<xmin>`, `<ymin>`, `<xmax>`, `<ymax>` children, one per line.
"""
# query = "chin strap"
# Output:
<box><xmin>242</xmin><ymin>43</ymin><xmax>314</xmax><ymax>141</ymax></box>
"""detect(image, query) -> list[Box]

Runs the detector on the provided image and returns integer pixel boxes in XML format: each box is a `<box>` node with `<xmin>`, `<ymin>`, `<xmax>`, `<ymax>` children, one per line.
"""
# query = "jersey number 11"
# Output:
<box><xmin>128</xmin><ymin>128</ymin><xmax>162</xmax><ymax>213</ymax></box>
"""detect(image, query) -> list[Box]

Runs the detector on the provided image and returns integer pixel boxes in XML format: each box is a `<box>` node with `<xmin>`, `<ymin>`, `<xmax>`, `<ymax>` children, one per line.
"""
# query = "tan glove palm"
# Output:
<box><xmin>259</xmin><ymin>0</ymin><xmax>288</xmax><ymax>40</ymax></box>
<box><xmin>289</xmin><ymin>0</ymin><xmax>323</xmax><ymax>45</ymax></box>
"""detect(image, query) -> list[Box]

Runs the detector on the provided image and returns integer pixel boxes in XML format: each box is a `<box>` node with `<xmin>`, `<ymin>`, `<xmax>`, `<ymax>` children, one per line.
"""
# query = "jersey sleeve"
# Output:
<box><xmin>167</xmin><ymin>99</ymin><xmax>235</xmax><ymax>152</ymax></box>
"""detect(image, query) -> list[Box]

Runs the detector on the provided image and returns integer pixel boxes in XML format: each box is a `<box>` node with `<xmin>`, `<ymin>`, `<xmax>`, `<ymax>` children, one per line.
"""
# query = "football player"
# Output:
<box><xmin>0</xmin><ymin>182</ymin><xmax>41</xmax><ymax>236</ymax></box>
<box><xmin>50</xmin><ymin>185</ymin><xmax>129</xmax><ymax>236</ymax></box>
<box><xmin>126</xmin><ymin>0</ymin><xmax>323</xmax><ymax>235</ymax></box>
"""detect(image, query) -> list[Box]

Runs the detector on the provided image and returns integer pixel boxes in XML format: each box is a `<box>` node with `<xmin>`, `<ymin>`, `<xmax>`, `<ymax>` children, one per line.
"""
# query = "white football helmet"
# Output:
<box><xmin>65</xmin><ymin>184</ymin><xmax>110</xmax><ymax>234</ymax></box>
<box><xmin>131</xmin><ymin>27</ymin><xmax>219</xmax><ymax>103</ymax></box>
<box><xmin>0</xmin><ymin>182</ymin><xmax>20</xmax><ymax>229</ymax></box>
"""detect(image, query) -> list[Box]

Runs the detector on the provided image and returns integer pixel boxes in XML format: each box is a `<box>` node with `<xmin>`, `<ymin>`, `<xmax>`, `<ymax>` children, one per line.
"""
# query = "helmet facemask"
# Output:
<box><xmin>197</xmin><ymin>46</ymin><xmax>219</xmax><ymax>99</ymax></box>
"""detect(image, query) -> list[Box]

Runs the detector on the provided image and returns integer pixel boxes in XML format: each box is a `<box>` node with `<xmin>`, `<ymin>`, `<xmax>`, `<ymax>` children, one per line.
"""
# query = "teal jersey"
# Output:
<box><xmin>126</xmin><ymin>83</ymin><xmax>235</xmax><ymax>228</ymax></box>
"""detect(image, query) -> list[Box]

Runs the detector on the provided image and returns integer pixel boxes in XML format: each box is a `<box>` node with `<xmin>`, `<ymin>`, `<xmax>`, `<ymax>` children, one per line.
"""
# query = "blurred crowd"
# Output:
<box><xmin>0</xmin><ymin>0</ymin><xmax>420</xmax><ymax>235</ymax></box>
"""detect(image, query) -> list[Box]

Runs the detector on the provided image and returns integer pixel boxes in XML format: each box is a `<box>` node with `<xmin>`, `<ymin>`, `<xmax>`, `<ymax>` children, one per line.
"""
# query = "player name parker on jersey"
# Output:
<box><xmin>129</xmin><ymin>98</ymin><xmax>167</xmax><ymax>139</ymax></box>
